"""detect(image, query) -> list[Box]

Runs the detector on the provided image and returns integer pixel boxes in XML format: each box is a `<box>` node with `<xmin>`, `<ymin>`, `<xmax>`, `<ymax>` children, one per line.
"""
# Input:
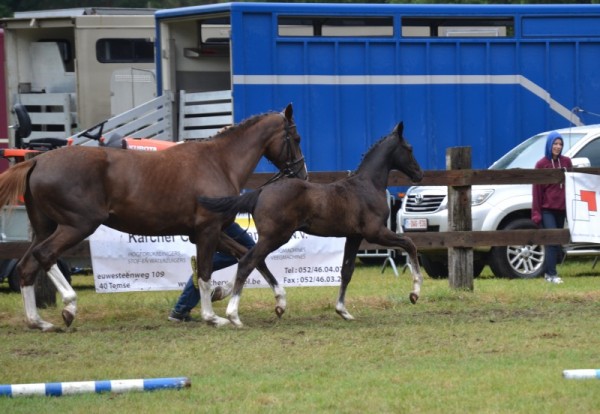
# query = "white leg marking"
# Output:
<box><xmin>274</xmin><ymin>285</ymin><xmax>287</xmax><ymax>315</ymax></box>
<box><xmin>335</xmin><ymin>300</ymin><xmax>355</xmax><ymax>321</ymax></box>
<box><xmin>199</xmin><ymin>279</ymin><xmax>229</xmax><ymax>327</ymax></box>
<box><xmin>47</xmin><ymin>264</ymin><xmax>77</xmax><ymax>317</ymax></box>
<box><xmin>21</xmin><ymin>286</ymin><xmax>54</xmax><ymax>331</ymax></box>
<box><xmin>409</xmin><ymin>257</ymin><xmax>423</xmax><ymax>296</ymax></box>
<box><xmin>226</xmin><ymin>294</ymin><xmax>243</xmax><ymax>327</ymax></box>
<box><xmin>407</xmin><ymin>257</ymin><xmax>423</xmax><ymax>303</ymax></box>
<box><xmin>335</xmin><ymin>300</ymin><xmax>354</xmax><ymax>321</ymax></box>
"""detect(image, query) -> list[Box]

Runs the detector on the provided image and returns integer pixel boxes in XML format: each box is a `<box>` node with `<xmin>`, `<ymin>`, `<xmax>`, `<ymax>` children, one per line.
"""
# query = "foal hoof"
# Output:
<box><xmin>206</xmin><ymin>316</ymin><xmax>231</xmax><ymax>328</ymax></box>
<box><xmin>211</xmin><ymin>286</ymin><xmax>226</xmax><ymax>302</ymax></box>
<box><xmin>409</xmin><ymin>293</ymin><xmax>419</xmax><ymax>304</ymax></box>
<box><xmin>62</xmin><ymin>310</ymin><xmax>75</xmax><ymax>327</ymax></box>
<box><xmin>29</xmin><ymin>321</ymin><xmax>58</xmax><ymax>332</ymax></box>
<box><xmin>211</xmin><ymin>283</ymin><xmax>233</xmax><ymax>302</ymax></box>
<box><xmin>275</xmin><ymin>306</ymin><xmax>285</xmax><ymax>318</ymax></box>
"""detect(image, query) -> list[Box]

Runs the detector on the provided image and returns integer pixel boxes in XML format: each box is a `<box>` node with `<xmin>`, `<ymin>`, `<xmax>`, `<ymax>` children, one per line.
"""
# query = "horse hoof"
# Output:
<box><xmin>29</xmin><ymin>321</ymin><xmax>56</xmax><ymax>332</ymax></box>
<box><xmin>62</xmin><ymin>310</ymin><xmax>75</xmax><ymax>327</ymax></box>
<box><xmin>207</xmin><ymin>316</ymin><xmax>231</xmax><ymax>328</ymax></box>
<box><xmin>211</xmin><ymin>286</ymin><xmax>226</xmax><ymax>302</ymax></box>
<box><xmin>335</xmin><ymin>309</ymin><xmax>355</xmax><ymax>321</ymax></box>
<box><xmin>409</xmin><ymin>293</ymin><xmax>419</xmax><ymax>304</ymax></box>
<box><xmin>211</xmin><ymin>283</ymin><xmax>233</xmax><ymax>302</ymax></box>
<box><xmin>275</xmin><ymin>306</ymin><xmax>285</xmax><ymax>318</ymax></box>
<box><xmin>229</xmin><ymin>318</ymin><xmax>244</xmax><ymax>328</ymax></box>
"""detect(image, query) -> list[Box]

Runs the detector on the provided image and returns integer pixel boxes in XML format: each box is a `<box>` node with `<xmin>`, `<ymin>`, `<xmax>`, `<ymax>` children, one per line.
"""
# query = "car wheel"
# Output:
<box><xmin>420</xmin><ymin>253</ymin><xmax>485</xmax><ymax>279</ymax></box>
<box><xmin>488</xmin><ymin>218</ymin><xmax>545</xmax><ymax>279</ymax></box>
<box><xmin>420</xmin><ymin>254</ymin><xmax>448</xmax><ymax>279</ymax></box>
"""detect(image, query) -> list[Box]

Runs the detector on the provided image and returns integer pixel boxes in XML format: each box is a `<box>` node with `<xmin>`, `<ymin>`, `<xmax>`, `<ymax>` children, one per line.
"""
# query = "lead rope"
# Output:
<box><xmin>551</xmin><ymin>158</ymin><xmax>563</xmax><ymax>188</ymax></box>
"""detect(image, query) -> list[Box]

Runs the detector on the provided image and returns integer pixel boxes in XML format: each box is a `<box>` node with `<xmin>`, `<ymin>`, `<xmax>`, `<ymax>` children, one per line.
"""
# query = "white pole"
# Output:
<box><xmin>0</xmin><ymin>377</ymin><xmax>190</xmax><ymax>397</ymax></box>
<box><xmin>563</xmin><ymin>369</ymin><xmax>600</xmax><ymax>380</ymax></box>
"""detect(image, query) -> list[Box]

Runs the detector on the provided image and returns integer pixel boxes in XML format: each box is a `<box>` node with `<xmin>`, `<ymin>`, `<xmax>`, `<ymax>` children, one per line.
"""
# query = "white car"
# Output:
<box><xmin>397</xmin><ymin>124</ymin><xmax>600</xmax><ymax>279</ymax></box>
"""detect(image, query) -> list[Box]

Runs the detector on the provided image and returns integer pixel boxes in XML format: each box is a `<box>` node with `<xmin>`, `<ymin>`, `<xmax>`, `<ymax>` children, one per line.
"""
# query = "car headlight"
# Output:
<box><xmin>471</xmin><ymin>189</ymin><xmax>494</xmax><ymax>206</ymax></box>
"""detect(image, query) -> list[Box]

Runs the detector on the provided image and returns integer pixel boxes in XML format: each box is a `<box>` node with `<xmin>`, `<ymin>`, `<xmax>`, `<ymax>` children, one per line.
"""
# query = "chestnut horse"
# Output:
<box><xmin>0</xmin><ymin>104</ymin><xmax>306</xmax><ymax>330</ymax></box>
<box><xmin>198</xmin><ymin>122</ymin><xmax>424</xmax><ymax>327</ymax></box>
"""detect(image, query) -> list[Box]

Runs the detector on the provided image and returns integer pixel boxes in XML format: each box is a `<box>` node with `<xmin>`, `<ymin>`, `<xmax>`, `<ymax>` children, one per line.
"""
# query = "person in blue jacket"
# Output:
<box><xmin>531</xmin><ymin>131</ymin><xmax>572</xmax><ymax>284</ymax></box>
<box><xmin>169</xmin><ymin>222</ymin><xmax>255</xmax><ymax>321</ymax></box>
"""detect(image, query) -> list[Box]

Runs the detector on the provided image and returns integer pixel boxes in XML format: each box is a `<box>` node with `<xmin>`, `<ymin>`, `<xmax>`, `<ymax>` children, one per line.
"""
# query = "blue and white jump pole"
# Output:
<box><xmin>0</xmin><ymin>377</ymin><xmax>190</xmax><ymax>397</ymax></box>
<box><xmin>563</xmin><ymin>369</ymin><xmax>600</xmax><ymax>380</ymax></box>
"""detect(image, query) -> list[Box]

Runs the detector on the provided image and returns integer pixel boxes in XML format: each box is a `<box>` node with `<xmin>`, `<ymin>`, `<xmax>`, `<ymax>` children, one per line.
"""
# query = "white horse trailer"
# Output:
<box><xmin>1</xmin><ymin>8</ymin><xmax>157</xmax><ymax>146</ymax></box>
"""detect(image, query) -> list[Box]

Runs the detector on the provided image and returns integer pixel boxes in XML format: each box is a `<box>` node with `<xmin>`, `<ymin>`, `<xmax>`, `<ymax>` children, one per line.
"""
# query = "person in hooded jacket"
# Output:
<box><xmin>532</xmin><ymin>131</ymin><xmax>572</xmax><ymax>284</ymax></box>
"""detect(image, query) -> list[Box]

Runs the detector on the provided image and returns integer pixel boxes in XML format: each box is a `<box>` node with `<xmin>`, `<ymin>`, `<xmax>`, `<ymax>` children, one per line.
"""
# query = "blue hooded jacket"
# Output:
<box><xmin>544</xmin><ymin>130</ymin><xmax>563</xmax><ymax>160</ymax></box>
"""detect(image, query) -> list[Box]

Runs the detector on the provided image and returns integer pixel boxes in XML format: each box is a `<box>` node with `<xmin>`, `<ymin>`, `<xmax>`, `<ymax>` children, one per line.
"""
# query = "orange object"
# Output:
<box><xmin>123</xmin><ymin>137</ymin><xmax>178</xmax><ymax>152</ymax></box>
<box><xmin>0</xmin><ymin>148</ymin><xmax>41</xmax><ymax>161</ymax></box>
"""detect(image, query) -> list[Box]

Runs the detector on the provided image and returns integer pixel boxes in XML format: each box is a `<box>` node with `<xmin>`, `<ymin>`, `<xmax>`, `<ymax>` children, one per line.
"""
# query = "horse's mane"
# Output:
<box><xmin>350</xmin><ymin>132</ymin><xmax>393</xmax><ymax>175</ymax></box>
<box><xmin>204</xmin><ymin>112</ymin><xmax>276</xmax><ymax>142</ymax></box>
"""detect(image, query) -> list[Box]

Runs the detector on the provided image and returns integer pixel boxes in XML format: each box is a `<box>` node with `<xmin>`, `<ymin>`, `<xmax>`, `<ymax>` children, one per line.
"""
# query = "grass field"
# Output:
<box><xmin>1</xmin><ymin>260</ymin><xmax>599</xmax><ymax>413</ymax></box>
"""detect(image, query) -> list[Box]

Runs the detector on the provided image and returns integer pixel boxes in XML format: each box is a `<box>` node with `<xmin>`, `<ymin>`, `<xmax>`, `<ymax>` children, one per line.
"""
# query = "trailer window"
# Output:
<box><xmin>402</xmin><ymin>17</ymin><xmax>514</xmax><ymax>37</ymax></box>
<box><xmin>199</xmin><ymin>17</ymin><xmax>230</xmax><ymax>44</ymax></box>
<box><xmin>278</xmin><ymin>16</ymin><xmax>393</xmax><ymax>37</ymax></box>
<box><xmin>183</xmin><ymin>17</ymin><xmax>231</xmax><ymax>58</ymax></box>
<box><xmin>96</xmin><ymin>38</ymin><xmax>154</xmax><ymax>63</ymax></box>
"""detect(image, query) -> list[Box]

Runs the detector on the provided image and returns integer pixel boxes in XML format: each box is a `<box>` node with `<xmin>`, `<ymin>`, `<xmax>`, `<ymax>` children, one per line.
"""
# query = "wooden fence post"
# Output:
<box><xmin>447</xmin><ymin>147</ymin><xmax>474</xmax><ymax>291</ymax></box>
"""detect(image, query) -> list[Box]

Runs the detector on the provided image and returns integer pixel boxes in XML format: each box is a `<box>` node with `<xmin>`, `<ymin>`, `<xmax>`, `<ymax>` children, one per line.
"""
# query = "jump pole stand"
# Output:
<box><xmin>0</xmin><ymin>377</ymin><xmax>191</xmax><ymax>397</ymax></box>
<box><xmin>563</xmin><ymin>369</ymin><xmax>600</xmax><ymax>380</ymax></box>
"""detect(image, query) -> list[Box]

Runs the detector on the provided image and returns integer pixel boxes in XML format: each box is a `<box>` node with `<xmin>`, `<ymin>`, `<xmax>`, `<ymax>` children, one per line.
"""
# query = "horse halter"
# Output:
<box><xmin>262</xmin><ymin>113</ymin><xmax>306</xmax><ymax>186</ymax></box>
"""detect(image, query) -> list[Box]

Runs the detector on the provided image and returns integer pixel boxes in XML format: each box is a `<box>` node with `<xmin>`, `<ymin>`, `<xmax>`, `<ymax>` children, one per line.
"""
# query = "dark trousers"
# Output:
<box><xmin>172</xmin><ymin>222</ymin><xmax>255</xmax><ymax>314</ymax></box>
<box><xmin>542</xmin><ymin>209</ymin><xmax>566</xmax><ymax>276</ymax></box>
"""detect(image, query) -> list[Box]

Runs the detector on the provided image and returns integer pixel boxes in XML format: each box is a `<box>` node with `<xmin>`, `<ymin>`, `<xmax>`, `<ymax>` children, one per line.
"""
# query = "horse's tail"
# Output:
<box><xmin>0</xmin><ymin>160</ymin><xmax>36</xmax><ymax>208</ymax></box>
<box><xmin>198</xmin><ymin>189</ymin><xmax>263</xmax><ymax>219</ymax></box>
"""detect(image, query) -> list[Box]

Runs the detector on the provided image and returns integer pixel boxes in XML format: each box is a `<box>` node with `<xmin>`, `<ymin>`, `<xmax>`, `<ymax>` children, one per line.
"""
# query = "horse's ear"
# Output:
<box><xmin>283</xmin><ymin>103</ymin><xmax>293</xmax><ymax>120</ymax></box>
<box><xmin>393</xmin><ymin>122</ymin><xmax>404</xmax><ymax>137</ymax></box>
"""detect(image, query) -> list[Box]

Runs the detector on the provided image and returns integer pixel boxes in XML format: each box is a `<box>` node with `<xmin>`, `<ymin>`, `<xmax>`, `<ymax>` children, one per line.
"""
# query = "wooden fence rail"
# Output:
<box><xmin>2</xmin><ymin>162</ymin><xmax>599</xmax><ymax>260</ymax></box>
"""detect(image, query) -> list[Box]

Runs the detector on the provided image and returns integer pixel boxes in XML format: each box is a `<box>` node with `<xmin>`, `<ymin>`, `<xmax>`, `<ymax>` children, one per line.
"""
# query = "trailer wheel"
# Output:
<box><xmin>6</xmin><ymin>259</ymin><xmax>20</xmax><ymax>292</ymax></box>
<box><xmin>6</xmin><ymin>258</ymin><xmax>72</xmax><ymax>292</ymax></box>
<box><xmin>13</xmin><ymin>104</ymin><xmax>32</xmax><ymax>140</ymax></box>
<box><xmin>488</xmin><ymin>219</ymin><xmax>545</xmax><ymax>279</ymax></box>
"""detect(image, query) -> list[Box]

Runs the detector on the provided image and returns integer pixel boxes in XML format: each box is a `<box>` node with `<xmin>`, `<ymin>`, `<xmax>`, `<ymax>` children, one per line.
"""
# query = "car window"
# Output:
<box><xmin>573</xmin><ymin>138</ymin><xmax>600</xmax><ymax>167</ymax></box>
<box><xmin>490</xmin><ymin>132</ymin><xmax>587</xmax><ymax>170</ymax></box>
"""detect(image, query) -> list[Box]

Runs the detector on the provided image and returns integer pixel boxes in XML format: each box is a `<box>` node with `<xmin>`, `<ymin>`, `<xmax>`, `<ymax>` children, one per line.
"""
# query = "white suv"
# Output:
<box><xmin>397</xmin><ymin>124</ymin><xmax>600</xmax><ymax>279</ymax></box>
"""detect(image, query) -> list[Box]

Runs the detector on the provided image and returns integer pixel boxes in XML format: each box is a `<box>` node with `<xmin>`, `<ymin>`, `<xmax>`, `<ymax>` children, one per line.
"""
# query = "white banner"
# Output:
<box><xmin>565</xmin><ymin>172</ymin><xmax>600</xmax><ymax>243</ymax></box>
<box><xmin>89</xmin><ymin>216</ymin><xmax>345</xmax><ymax>293</ymax></box>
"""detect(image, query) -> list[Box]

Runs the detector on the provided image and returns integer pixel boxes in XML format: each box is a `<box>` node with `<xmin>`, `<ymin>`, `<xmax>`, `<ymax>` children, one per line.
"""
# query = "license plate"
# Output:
<box><xmin>404</xmin><ymin>218</ymin><xmax>428</xmax><ymax>231</ymax></box>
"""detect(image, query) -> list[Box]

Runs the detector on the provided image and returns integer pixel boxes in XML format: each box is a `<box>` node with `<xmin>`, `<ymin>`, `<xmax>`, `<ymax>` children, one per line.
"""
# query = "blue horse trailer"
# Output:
<box><xmin>155</xmin><ymin>3</ymin><xmax>600</xmax><ymax>178</ymax></box>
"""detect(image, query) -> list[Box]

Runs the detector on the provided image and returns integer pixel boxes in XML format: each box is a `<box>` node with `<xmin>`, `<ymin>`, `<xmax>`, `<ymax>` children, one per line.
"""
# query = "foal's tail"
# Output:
<box><xmin>198</xmin><ymin>189</ymin><xmax>263</xmax><ymax>219</ymax></box>
<box><xmin>0</xmin><ymin>160</ymin><xmax>36</xmax><ymax>208</ymax></box>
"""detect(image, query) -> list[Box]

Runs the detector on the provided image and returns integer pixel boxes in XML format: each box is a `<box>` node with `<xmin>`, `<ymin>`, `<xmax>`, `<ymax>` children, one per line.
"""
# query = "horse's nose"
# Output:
<box><xmin>413</xmin><ymin>170</ymin><xmax>424</xmax><ymax>183</ymax></box>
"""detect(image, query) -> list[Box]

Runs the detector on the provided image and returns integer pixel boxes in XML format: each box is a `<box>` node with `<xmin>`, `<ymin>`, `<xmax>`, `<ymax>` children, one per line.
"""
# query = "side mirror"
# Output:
<box><xmin>571</xmin><ymin>157</ymin><xmax>591</xmax><ymax>168</ymax></box>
